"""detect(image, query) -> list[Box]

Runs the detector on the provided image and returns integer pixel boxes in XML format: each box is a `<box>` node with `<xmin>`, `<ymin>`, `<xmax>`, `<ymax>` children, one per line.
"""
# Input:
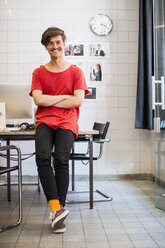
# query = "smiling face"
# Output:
<box><xmin>45</xmin><ymin>35</ymin><xmax>65</xmax><ymax>59</ymax></box>
<box><xmin>97</xmin><ymin>44</ymin><xmax>101</xmax><ymax>50</ymax></box>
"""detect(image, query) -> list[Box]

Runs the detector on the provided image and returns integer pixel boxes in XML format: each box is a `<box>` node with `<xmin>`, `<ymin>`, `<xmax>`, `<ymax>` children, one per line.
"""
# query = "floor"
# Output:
<box><xmin>0</xmin><ymin>179</ymin><xmax>165</xmax><ymax>248</ymax></box>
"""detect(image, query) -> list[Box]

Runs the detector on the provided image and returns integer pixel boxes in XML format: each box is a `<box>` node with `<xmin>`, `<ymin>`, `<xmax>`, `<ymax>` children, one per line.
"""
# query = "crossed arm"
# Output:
<box><xmin>32</xmin><ymin>89</ymin><xmax>85</xmax><ymax>109</ymax></box>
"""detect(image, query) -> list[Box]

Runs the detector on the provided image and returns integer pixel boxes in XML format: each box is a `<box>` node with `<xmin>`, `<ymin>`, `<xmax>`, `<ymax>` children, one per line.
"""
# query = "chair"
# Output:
<box><xmin>0</xmin><ymin>145</ymin><xmax>22</xmax><ymax>232</ymax></box>
<box><xmin>68</xmin><ymin>121</ymin><xmax>113</xmax><ymax>206</ymax></box>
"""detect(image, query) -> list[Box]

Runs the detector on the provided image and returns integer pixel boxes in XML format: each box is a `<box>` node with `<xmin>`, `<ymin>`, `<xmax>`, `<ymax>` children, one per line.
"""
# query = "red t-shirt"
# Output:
<box><xmin>30</xmin><ymin>65</ymin><xmax>88</xmax><ymax>137</ymax></box>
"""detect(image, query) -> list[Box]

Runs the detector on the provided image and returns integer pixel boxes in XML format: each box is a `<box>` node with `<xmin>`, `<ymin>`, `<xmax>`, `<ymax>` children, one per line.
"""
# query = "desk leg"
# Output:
<box><xmin>89</xmin><ymin>135</ymin><xmax>93</xmax><ymax>209</ymax></box>
<box><xmin>7</xmin><ymin>139</ymin><xmax>11</xmax><ymax>201</ymax></box>
<box><xmin>71</xmin><ymin>144</ymin><xmax>75</xmax><ymax>191</ymax></box>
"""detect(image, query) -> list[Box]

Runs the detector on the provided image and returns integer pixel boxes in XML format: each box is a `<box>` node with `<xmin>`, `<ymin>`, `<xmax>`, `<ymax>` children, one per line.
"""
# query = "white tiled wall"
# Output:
<box><xmin>0</xmin><ymin>0</ymin><xmax>154</xmax><ymax>176</ymax></box>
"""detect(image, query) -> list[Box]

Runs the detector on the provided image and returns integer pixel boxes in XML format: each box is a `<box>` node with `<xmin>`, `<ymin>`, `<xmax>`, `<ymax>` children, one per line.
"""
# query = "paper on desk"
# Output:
<box><xmin>0</xmin><ymin>102</ymin><xmax>6</xmax><ymax>129</ymax></box>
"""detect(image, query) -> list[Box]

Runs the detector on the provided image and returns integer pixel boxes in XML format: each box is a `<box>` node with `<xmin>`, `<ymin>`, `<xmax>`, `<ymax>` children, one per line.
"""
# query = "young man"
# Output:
<box><xmin>95</xmin><ymin>44</ymin><xmax>105</xmax><ymax>57</ymax></box>
<box><xmin>30</xmin><ymin>27</ymin><xmax>88</xmax><ymax>234</ymax></box>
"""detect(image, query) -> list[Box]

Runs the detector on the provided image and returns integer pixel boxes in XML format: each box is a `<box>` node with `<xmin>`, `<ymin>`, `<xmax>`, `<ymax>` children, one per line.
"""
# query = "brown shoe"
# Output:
<box><xmin>49</xmin><ymin>208</ymin><xmax>69</xmax><ymax>231</ymax></box>
<box><xmin>53</xmin><ymin>223</ymin><xmax>66</xmax><ymax>234</ymax></box>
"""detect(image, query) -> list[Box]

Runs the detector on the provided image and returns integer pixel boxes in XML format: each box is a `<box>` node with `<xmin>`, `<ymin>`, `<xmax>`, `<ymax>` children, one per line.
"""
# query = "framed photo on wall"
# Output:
<box><xmin>64</xmin><ymin>43</ymin><xmax>84</xmax><ymax>56</ymax></box>
<box><xmin>70</xmin><ymin>61</ymin><xmax>84</xmax><ymax>71</ymax></box>
<box><xmin>88</xmin><ymin>62</ymin><xmax>103</xmax><ymax>82</ymax></box>
<box><xmin>85</xmin><ymin>86</ymin><xmax>97</xmax><ymax>101</ymax></box>
<box><xmin>88</xmin><ymin>43</ymin><xmax>109</xmax><ymax>58</ymax></box>
<box><xmin>65</xmin><ymin>58</ymin><xmax>88</xmax><ymax>82</ymax></box>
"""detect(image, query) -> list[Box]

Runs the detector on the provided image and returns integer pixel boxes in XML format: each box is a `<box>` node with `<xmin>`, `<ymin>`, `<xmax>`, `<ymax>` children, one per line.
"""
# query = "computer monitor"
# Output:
<box><xmin>0</xmin><ymin>83</ymin><xmax>32</xmax><ymax>122</ymax></box>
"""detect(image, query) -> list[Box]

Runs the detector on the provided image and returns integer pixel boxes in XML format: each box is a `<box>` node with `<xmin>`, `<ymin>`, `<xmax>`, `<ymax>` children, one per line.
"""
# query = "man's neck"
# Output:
<box><xmin>45</xmin><ymin>58</ymin><xmax>70</xmax><ymax>73</ymax></box>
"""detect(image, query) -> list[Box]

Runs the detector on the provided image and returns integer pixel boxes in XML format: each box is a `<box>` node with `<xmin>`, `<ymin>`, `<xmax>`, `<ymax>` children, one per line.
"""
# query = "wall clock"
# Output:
<box><xmin>89</xmin><ymin>14</ymin><xmax>113</xmax><ymax>36</ymax></box>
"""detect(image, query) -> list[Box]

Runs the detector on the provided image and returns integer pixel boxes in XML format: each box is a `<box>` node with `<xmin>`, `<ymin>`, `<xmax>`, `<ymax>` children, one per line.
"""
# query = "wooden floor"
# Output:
<box><xmin>0</xmin><ymin>179</ymin><xmax>165</xmax><ymax>248</ymax></box>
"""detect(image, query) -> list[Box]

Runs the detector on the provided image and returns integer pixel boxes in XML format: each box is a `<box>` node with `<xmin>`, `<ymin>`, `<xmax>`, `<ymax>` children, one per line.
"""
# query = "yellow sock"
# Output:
<box><xmin>48</xmin><ymin>199</ymin><xmax>61</xmax><ymax>212</ymax></box>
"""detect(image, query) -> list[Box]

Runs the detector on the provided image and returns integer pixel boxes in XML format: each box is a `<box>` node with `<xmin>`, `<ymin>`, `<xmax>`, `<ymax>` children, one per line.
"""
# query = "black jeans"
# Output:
<box><xmin>35</xmin><ymin>123</ymin><xmax>75</xmax><ymax>206</ymax></box>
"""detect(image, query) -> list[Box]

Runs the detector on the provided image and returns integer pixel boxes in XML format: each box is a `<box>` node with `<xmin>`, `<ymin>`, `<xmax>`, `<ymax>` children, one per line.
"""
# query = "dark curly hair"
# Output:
<box><xmin>41</xmin><ymin>27</ymin><xmax>66</xmax><ymax>46</ymax></box>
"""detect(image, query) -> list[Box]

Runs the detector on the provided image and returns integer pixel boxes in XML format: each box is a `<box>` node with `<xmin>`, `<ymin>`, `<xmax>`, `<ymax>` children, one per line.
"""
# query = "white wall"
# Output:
<box><xmin>0</xmin><ymin>0</ymin><xmax>154</xmax><ymax>176</ymax></box>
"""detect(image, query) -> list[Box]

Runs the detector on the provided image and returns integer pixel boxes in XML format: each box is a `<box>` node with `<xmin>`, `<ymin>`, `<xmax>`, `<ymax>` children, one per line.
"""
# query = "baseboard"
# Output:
<box><xmin>0</xmin><ymin>173</ymin><xmax>154</xmax><ymax>183</ymax></box>
<box><xmin>69</xmin><ymin>173</ymin><xmax>154</xmax><ymax>181</ymax></box>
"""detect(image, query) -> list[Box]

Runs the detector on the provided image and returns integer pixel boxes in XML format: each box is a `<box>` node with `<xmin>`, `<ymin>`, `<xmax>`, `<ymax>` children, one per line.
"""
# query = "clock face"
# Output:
<box><xmin>90</xmin><ymin>14</ymin><xmax>113</xmax><ymax>36</ymax></box>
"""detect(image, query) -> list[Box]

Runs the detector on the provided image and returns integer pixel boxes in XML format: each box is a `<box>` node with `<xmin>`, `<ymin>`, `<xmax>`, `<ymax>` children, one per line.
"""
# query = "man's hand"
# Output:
<box><xmin>54</xmin><ymin>90</ymin><xmax>85</xmax><ymax>109</ymax></box>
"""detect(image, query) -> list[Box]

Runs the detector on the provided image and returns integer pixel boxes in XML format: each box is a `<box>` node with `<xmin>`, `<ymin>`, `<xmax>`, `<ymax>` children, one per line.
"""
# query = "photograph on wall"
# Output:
<box><xmin>66</xmin><ymin>60</ymin><xmax>88</xmax><ymax>82</ymax></box>
<box><xmin>88</xmin><ymin>43</ymin><xmax>109</xmax><ymax>57</ymax></box>
<box><xmin>70</xmin><ymin>61</ymin><xmax>84</xmax><ymax>71</ymax></box>
<box><xmin>88</xmin><ymin>62</ymin><xmax>102</xmax><ymax>82</ymax></box>
<box><xmin>64</xmin><ymin>43</ymin><xmax>84</xmax><ymax>56</ymax></box>
<box><xmin>85</xmin><ymin>86</ymin><xmax>97</xmax><ymax>101</ymax></box>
